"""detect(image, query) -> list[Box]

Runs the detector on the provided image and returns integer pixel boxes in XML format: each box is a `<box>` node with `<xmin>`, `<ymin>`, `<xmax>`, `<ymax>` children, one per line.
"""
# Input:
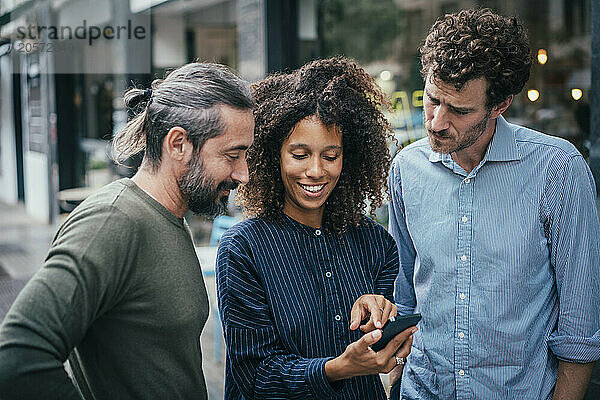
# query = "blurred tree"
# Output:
<box><xmin>318</xmin><ymin>0</ymin><xmax>402</xmax><ymax>62</ymax></box>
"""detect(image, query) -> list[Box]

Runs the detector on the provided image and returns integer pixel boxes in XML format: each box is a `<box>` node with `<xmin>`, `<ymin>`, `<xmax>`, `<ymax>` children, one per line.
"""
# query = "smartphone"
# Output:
<box><xmin>370</xmin><ymin>313</ymin><xmax>421</xmax><ymax>352</ymax></box>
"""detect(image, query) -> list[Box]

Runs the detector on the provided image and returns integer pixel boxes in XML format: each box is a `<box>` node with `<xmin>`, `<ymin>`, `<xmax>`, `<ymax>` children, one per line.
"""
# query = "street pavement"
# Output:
<box><xmin>0</xmin><ymin>201</ymin><xmax>226</xmax><ymax>399</ymax></box>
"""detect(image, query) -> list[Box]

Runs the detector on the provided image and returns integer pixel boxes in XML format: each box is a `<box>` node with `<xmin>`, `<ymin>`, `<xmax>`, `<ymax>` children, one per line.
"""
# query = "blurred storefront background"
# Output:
<box><xmin>0</xmin><ymin>1</ymin><xmax>599</xmax><ymax>396</ymax></box>
<box><xmin>0</xmin><ymin>0</ymin><xmax>596</xmax><ymax>231</ymax></box>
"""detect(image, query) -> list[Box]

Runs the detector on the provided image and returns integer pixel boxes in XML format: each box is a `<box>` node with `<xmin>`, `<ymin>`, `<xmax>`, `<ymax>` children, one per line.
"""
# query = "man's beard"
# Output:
<box><xmin>177</xmin><ymin>154</ymin><xmax>238</xmax><ymax>219</ymax></box>
<box><xmin>427</xmin><ymin>110</ymin><xmax>491</xmax><ymax>154</ymax></box>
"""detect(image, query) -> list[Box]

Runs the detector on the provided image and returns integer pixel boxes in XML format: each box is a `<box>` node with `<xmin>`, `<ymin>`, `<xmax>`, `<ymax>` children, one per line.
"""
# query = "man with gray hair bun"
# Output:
<box><xmin>0</xmin><ymin>62</ymin><xmax>255</xmax><ymax>399</ymax></box>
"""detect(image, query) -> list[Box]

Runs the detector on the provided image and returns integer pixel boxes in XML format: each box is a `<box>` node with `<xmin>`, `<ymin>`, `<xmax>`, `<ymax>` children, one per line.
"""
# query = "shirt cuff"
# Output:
<box><xmin>396</xmin><ymin>304</ymin><xmax>416</xmax><ymax>315</ymax></box>
<box><xmin>304</xmin><ymin>357</ymin><xmax>344</xmax><ymax>399</ymax></box>
<box><xmin>548</xmin><ymin>329</ymin><xmax>600</xmax><ymax>363</ymax></box>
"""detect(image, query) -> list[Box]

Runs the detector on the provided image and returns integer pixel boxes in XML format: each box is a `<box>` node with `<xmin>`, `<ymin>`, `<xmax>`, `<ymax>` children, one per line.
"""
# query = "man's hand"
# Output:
<box><xmin>551</xmin><ymin>361</ymin><xmax>595</xmax><ymax>400</ymax></box>
<box><xmin>349</xmin><ymin>294</ymin><xmax>398</xmax><ymax>332</ymax></box>
<box><xmin>324</xmin><ymin>326</ymin><xmax>415</xmax><ymax>382</ymax></box>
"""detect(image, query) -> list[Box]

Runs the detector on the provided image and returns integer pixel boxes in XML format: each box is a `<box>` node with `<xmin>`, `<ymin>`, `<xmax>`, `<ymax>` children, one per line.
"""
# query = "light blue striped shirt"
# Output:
<box><xmin>388</xmin><ymin>116</ymin><xmax>600</xmax><ymax>399</ymax></box>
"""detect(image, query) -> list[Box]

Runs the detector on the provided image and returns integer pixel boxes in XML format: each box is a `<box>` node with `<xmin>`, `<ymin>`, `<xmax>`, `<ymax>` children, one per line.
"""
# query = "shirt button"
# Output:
<box><xmin>458</xmin><ymin>332</ymin><xmax>465</xmax><ymax>339</ymax></box>
<box><xmin>461</xmin><ymin>216</ymin><xmax>468</xmax><ymax>223</ymax></box>
<box><xmin>459</xmin><ymin>369</ymin><xmax>465</xmax><ymax>376</ymax></box>
<box><xmin>465</xmin><ymin>178</ymin><xmax>471</xmax><ymax>183</ymax></box>
<box><xmin>461</xmin><ymin>255</ymin><xmax>467</xmax><ymax>262</ymax></box>
<box><xmin>325</xmin><ymin>271</ymin><xmax>332</xmax><ymax>278</ymax></box>
<box><xmin>315</xmin><ymin>229</ymin><xmax>321</xmax><ymax>236</ymax></box>
<box><xmin>334</xmin><ymin>314</ymin><xmax>341</xmax><ymax>321</ymax></box>
<box><xmin>459</xmin><ymin>293</ymin><xmax>466</xmax><ymax>300</ymax></box>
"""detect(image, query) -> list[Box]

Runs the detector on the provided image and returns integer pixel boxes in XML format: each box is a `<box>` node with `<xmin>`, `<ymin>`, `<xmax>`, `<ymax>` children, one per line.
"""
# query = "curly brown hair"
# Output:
<box><xmin>237</xmin><ymin>57</ymin><xmax>393</xmax><ymax>233</ymax></box>
<box><xmin>420</xmin><ymin>8</ymin><xmax>532</xmax><ymax>109</ymax></box>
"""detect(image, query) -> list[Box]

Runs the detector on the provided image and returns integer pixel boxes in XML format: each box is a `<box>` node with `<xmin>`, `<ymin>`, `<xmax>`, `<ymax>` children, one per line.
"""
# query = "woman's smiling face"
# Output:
<box><xmin>280</xmin><ymin>115</ymin><xmax>343</xmax><ymax>228</ymax></box>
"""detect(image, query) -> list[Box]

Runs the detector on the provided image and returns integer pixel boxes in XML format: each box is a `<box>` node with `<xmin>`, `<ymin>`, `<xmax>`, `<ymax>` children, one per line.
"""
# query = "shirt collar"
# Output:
<box><xmin>428</xmin><ymin>115</ymin><xmax>521</xmax><ymax>163</ymax></box>
<box><xmin>484</xmin><ymin>115</ymin><xmax>522</xmax><ymax>162</ymax></box>
<box><xmin>279</xmin><ymin>212</ymin><xmax>325</xmax><ymax>237</ymax></box>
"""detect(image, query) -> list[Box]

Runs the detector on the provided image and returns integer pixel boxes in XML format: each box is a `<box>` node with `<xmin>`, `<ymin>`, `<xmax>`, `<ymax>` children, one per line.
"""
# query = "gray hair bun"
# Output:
<box><xmin>124</xmin><ymin>87</ymin><xmax>152</xmax><ymax>110</ymax></box>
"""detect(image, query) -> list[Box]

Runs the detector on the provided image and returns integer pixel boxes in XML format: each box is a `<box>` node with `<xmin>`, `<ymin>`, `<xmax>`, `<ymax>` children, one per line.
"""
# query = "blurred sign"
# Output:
<box><xmin>388</xmin><ymin>90</ymin><xmax>425</xmax><ymax>147</ymax></box>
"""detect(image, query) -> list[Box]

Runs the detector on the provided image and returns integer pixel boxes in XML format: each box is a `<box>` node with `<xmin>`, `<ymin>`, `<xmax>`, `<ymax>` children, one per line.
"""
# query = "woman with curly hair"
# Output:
<box><xmin>216</xmin><ymin>57</ymin><xmax>416</xmax><ymax>399</ymax></box>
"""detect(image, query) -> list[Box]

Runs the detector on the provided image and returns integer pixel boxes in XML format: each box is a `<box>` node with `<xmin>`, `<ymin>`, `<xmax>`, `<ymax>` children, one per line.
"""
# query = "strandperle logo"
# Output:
<box><xmin>16</xmin><ymin>20</ymin><xmax>147</xmax><ymax>46</ymax></box>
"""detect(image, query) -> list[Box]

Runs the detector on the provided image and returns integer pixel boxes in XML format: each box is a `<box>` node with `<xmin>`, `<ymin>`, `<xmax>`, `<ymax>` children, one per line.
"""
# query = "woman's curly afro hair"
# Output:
<box><xmin>420</xmin><ymin>8</ymin><xmax>532</xmax><ymax>109</ymax></box>
<box><xmin>237</xmin><ymin>56</ymin><xmax>393</xmax><ymax>233</ymax></box>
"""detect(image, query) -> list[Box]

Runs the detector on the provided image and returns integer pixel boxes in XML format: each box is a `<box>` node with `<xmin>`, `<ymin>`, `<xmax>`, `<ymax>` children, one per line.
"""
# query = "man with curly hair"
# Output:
<box><xmin>388</xmin><ymin>8</ymin><xmax>600</xmax><ymax>400</ymax></box>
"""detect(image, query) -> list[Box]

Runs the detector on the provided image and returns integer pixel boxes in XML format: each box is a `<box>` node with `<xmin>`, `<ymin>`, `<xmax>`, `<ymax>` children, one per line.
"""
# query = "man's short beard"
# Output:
<box><xmin>427</xmin><ymin>110</ymin><xmax>491</xmax><ymax>154</ymax></box>
<box><xmin>177</xmin><ymin>153</ymin><xmax>237</xmax><ymax>219</ymax></box>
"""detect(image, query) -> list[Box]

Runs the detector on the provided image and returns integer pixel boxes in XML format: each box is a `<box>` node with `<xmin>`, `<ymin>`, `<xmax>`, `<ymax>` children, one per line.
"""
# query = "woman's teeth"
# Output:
<box><xmin>299</xmin><ymin>184</ymin><xmax>324</xmax><ymax>193</ymax></box>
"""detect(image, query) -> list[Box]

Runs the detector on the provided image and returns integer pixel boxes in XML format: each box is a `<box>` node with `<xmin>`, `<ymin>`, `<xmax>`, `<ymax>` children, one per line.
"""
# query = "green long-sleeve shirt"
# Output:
<box><xmin>0</xmin><ymin>178</ymin><xmax>209</xmax><ymax>399</ymax></box>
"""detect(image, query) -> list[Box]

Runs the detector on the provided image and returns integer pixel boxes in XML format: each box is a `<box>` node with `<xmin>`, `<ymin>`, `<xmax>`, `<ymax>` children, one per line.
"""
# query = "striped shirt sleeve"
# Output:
<box><xmin>544</xmin><ymin>154</ymin><xmax>600</xmax><ymax>363</ymax></box>
<box><xmin>388</xmin><ymin>157</ymin><xmax>418</xmax><ymax>316</ymax></box>
<box><xmin>374</xmin><ymin>231</ymin><xmax>400</xmax><ymax>304</ymax></box>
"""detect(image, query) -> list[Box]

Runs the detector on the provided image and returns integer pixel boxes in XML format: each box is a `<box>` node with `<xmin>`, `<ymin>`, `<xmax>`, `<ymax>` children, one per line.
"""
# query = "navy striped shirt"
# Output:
<box><xmin>389</xmin><ymin>116</ymin><xmax>600</xmax><ymax>399</ymax></box>
<box><xmin>216</xmin><ymin>213</ymin><xmax>399</xmax><ymax>399</ymax></box>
